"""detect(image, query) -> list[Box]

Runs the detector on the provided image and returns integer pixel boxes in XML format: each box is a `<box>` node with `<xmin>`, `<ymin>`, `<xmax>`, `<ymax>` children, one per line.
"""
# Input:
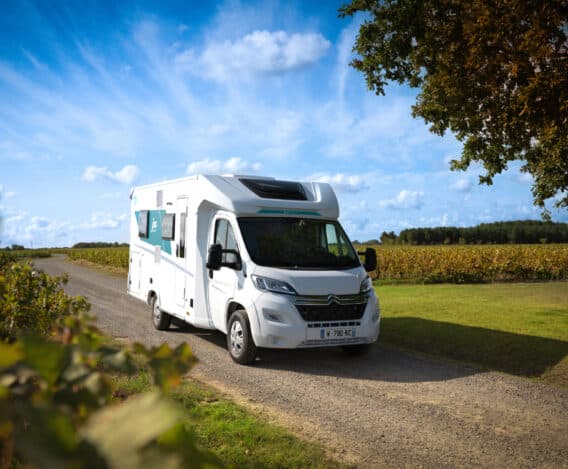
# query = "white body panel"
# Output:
<box><xmin>127</xmin><ymin>175</ymin><xmax>380</xmax><ymax>349</ymax></box>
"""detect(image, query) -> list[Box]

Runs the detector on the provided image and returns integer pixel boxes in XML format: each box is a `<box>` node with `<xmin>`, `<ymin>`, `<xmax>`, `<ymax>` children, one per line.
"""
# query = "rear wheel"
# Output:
<box><xmin>227</xmin><ymin>310</ymin><xmax>257</xmax><ymax>365</ymax></box>
<box><xmin>341</xmin><ymin>343</ymin><xmax>371</xmax><ymax>357</ymax></box>
<box><xmin>151</xmin><ymin>295</ymin><xmax>171</xmax><ymax>330</ymax></box>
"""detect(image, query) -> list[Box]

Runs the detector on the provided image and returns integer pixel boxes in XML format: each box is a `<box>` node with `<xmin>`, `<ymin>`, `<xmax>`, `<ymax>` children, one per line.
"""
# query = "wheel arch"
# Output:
<box><xmin>225</xmin><ymin>299</ymin><xmax>261</xmax><ymax>345</ymax></box>
<box><xmin>147</xmin><ymin>290</ymin><xmax>157</xmax><ymax>305</ymax></box>
<box><xmin>226</xmin><ymin>301</ymin><xmax>245</xmax><ymax>326</ymax></box>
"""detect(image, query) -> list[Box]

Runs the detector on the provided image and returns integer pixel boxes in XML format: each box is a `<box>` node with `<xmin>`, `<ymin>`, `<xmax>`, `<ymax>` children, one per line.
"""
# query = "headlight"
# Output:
<box><xmin>252</xmin><ymin>275</ymin><xmax>297</xmax><ymax>295</ymax></box>
<box><xmin>360</xmin><ymin>276</ymin><xmax>373</xmax><ymax>294</ymax></box>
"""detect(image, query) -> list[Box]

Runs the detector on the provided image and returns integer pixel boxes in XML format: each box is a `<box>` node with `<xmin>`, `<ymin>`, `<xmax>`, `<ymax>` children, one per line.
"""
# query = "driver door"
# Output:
<box><xmin>207</xmin><ymin>218</ymin><xmax>239</xmax><ymax>331</ymax></box>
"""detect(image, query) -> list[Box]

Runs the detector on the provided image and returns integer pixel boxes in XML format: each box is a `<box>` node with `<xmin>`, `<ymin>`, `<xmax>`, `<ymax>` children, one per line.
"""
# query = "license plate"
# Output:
<box><xmin>307</xmin><ymin>326</ymin><xmax>358</xmax><ymax>341</ymax></box>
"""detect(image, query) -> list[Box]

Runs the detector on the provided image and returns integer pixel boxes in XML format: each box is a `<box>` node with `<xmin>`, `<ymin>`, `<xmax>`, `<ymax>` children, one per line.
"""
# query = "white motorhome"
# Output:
<box><xmin>127</xmin><ymin>175</ymin><xmax>380</xmax><ymax>364</ymax></box>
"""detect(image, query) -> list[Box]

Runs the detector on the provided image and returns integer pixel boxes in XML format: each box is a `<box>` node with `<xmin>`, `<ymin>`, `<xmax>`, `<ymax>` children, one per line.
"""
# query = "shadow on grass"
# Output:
<box><xmin>380</xmin><ymin>317</ymin><xmax>568</xmax><ymax>379</ymax></box>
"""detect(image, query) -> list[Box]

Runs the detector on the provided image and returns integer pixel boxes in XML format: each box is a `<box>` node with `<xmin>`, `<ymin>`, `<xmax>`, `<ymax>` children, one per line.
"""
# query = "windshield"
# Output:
<box><xmin>238</xmin><ymin>217</ymin><xmax>360</xmax><ymax>269</ymax></box>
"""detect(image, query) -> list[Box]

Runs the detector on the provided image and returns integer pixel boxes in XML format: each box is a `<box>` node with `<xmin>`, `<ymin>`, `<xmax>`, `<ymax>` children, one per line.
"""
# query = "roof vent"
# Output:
<box><xmin>240</xmin><ymin>178</ymin><xmax>307</xmax><ymax>201</ymax></box>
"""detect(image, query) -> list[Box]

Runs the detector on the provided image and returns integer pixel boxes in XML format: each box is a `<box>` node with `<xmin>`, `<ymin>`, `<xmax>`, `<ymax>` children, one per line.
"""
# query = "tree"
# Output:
<box><xmin>340</xmin><ymin>0</ymin><xmax>568</xmax><ymax>215</ymax></box>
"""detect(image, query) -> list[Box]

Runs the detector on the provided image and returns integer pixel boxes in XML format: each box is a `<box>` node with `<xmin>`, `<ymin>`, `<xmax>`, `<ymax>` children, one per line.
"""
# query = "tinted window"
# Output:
<box><xmin>138</xmin><ymin>211</ymin><xmax>149</xmax><ymax>238</ymax></box>
<box><xmin>161</xmin><ymin>213</ymin><xmax>175</xmax><ymax>240</ymax></box>
<box><xmin>238</xmin><ymin>218</ymin><xmax>359</xmax><ymax>269</ymax></box>
<box><xmin>214</xmin><ymin>219</ymin><xmax>239</xmax><ymax>263</ymax></box>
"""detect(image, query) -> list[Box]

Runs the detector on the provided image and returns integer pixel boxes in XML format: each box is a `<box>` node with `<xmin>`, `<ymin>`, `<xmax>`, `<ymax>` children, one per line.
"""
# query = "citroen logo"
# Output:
<box><xmin>327</xmin><ymin>294</ymin><xmax>340</xmax><ymax>305</ymax></box>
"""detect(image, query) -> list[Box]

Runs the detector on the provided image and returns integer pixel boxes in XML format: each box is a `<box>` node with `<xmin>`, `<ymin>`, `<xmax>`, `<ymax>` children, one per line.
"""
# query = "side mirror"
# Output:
<box><xmin>206</xmin><ymin>244</ymin><xmax>222</xmax><ymax>270</ymax></box>
<box><xmin>358</xmin><ymin>247</ymin><xmax>377</xmax><ymax>272</ymax></box>
<box><xmin>221</xmin><ymin>249</ymin><xmax>242</xmax><ymax>271</ymax></box>
<box><xmin>364</xmin><ymin>247</ymin><xmax>377</xmax><ymax>272</ymax></box>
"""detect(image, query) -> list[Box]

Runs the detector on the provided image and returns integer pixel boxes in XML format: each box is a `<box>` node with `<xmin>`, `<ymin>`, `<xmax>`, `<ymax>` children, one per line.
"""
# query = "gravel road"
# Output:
<box><xmin>35</xmin><ymin>256</ymin><xmax>568</xmax><ymax>468</ymax></box>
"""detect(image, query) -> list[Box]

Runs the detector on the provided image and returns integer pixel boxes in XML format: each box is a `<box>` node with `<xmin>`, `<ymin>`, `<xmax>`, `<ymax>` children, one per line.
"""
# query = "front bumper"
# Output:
<box><xmin>250</xmin><ymin>291</ymin><xmax>380</xmax><ymax>349</ymax></box>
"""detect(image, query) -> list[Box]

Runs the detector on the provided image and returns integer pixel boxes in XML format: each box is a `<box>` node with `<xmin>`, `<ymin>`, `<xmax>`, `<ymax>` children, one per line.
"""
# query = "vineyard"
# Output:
<box><xmin>371</xmin><ymin>244</ymin><xmax>568</xmax><ymax>283</ymax></box>
<box><xmin>66</xmin><ymin>247</ymin><xmax>130</xmax><ymax>270</ymax></box>
<box><xmin>64</xmin><ymin>244</ymin><xmax>568</xmax><ymax>283</ymax></box>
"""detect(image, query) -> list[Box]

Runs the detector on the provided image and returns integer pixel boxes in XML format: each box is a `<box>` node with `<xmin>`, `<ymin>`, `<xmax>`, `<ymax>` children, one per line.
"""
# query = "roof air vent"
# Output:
<box><xmin>240</xmin><ymin>178</ymin><xmax>307</xmax><ymax>201</ymax></box>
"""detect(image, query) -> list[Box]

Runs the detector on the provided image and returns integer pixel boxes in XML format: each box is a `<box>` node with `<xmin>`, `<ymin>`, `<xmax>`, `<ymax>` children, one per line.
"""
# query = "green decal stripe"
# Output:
<box><xmin>257</xmin><ymin>209</ymin><xmax>321</xmax><ymax>216</ymax></box>
<box><xmin>135</xmin><ymin>209</ymin><xmax>172</xmax><ymax>255</ymax></box>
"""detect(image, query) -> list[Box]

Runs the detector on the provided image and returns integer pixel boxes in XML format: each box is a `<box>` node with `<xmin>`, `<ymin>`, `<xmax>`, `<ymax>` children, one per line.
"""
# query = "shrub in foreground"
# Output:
<box><xmin>0</xmin><ymin>260</ymin><xmax>222</xmax><ymax>468</ymax></box>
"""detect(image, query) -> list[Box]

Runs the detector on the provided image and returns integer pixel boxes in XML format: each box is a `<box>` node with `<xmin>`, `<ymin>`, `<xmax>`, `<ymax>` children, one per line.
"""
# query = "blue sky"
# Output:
<box><xmin>0</xmin><ymin>0</ymin><xmax>564</xmax><ymax>247</ymax></box>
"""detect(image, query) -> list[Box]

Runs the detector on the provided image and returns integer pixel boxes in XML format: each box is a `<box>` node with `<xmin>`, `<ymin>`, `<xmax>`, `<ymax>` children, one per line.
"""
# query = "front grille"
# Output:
<box><xmin>295</xmin><ymin>301</ymin><xmax>367</xmax><ymax>322</ymax></box>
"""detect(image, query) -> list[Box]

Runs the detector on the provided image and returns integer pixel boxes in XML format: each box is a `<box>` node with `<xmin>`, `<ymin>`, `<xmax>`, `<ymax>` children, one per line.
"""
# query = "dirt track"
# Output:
<box><xmin>35</xmin><ymin>256</ymin><xmax>568</xmax><ymax>468</ymax></box>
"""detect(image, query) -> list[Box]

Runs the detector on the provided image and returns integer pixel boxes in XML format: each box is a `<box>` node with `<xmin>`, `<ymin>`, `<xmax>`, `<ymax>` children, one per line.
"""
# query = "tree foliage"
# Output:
<box><xmin>340</xmin><ymin>0</ymin><xmax>568</xmax><ymax>212</ymax></box>
<box><xmin>381</xmin><ymin>220</ymin><xmax>568</xmax><ymax>245</ymax></box>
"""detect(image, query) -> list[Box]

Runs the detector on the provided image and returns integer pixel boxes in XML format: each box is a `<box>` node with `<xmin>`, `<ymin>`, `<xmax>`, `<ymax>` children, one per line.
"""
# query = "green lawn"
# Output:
<box><xmin>112</xmin><ymin>373</ymin><xmax>345</xmax><ymax>469</ymax></box>
<box><xmin>376</xmin><ymin>281</ymin><xmax>568</xmax><ymax>386</ymax></box>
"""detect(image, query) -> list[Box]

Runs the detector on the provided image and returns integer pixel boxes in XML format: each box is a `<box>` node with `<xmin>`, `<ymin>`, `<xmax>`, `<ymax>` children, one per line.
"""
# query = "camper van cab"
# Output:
<box><xmin>128</xmin><ymin>175</ymin><xmax>380</xmax><ymax>364</ymax></box>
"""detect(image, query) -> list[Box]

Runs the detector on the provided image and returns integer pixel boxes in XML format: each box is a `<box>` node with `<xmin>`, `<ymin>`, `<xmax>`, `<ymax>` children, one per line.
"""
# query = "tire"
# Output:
<box><xmin>341</xmin><ymin>343</ymin><xmax>371</xmax><ymax>357</ymax></box>
<box><xmin>151</xmin><ymin>295</ymin><xmax>171</xmax><ymax>331</ymax></box>
<box><xmin>227</xmin><ymin>310</ymin><xmax>257</xmax><ymax>365</ymax></box>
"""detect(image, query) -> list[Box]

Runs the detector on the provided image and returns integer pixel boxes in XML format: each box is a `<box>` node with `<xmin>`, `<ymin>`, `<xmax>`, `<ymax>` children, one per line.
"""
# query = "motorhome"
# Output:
<box><xmin>127</xmin><ymin>175</ymin><xmax>380</xmax><ymax>364</ymax></box>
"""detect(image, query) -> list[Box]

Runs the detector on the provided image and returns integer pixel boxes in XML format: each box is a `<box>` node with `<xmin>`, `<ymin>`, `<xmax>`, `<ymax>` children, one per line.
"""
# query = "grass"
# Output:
<box><xmin>376</xmin><ymin>281</ymin><xmax>568</xmax><ymax>386</ymax></box>
<box><xmin>112</xmin><ymin>373</ymin><xmax>345</xmax><ymax>469</ymax></box>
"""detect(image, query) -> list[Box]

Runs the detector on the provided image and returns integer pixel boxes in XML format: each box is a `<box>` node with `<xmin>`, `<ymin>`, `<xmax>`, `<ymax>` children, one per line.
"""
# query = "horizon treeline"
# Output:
<box><xmin>71</xmin><ymin>241</ymin><xmax>129</xmax><ymax>248</ymax></box>
<box><xmin>376</xmin><ymin>220</ymin><xmax>568</xmax><ymax>245</ymax></box>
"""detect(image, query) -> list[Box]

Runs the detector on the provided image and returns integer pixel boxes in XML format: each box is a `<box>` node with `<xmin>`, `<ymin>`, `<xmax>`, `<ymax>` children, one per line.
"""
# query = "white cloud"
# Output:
<box><xmin>82</xmin><ymin>165</ymin><xmax>139</xmax><ymax>184</ymax></box>
<box><xmin>176</xmin><ymin>30</ymin><xmax>330</xmax><ymax>81</ymax></box>
<box><xmin>0</xmin><ymin>185</ymin><xmax>12</xmax><ymax>199</ymax></box>
<box><xmin>186</xmin><ymin>157</ymin><xmax>261</xmax><ymax>175</ymax></box>
<box><xmin>1</xmin><ymin>210</ymin><xmax>127</xmax><ymax>247</ymax></box>
<box><xmin>335</xmin><ymin>21</ymin><xmax>360</xmax><ymax>101</ymax></box>
<box><xmin>308</xmin><ymin>173</ymin><xmax>368</xmax><ymax>193</ymax></box>
<box><xmin>379</xmin><ymin>190</ymin><xmax>425</xmax><ymax>210</ymax></box>
<box><xmin>0</xmin><ymin>140</ymin><xmax>36</xmax><ymax>160</ymax></box>
<box><xmin>517</xmin><ymin>172</ymin><xmax>533</xmax><ymax>184</ymax></box>
<box><xmin>75</xmin><ymin>212</ymin><xmax>127</xmax><ymax>230</ymax></box>
<box><xmin>450</xmin><ymin>178</ymin><xmax>473</xmax><ymax>193</ymax></box>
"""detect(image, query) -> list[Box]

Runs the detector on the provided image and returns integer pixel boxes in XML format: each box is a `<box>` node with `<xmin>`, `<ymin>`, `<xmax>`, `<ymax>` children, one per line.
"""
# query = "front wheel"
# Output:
<box><xmin>227</xmin><ymin>310</ymin><xmax>257</xmax><ymax>365</ymax></box>
<box><xmin>151</xmin><ymin>295</ymin><xmax>171</xmax><ymax>331</ymax></box>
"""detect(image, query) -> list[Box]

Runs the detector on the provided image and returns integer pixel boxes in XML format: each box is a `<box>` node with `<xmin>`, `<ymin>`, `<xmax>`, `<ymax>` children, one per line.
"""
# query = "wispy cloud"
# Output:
<box><xmin>175</xmin><ymin>30</ymin><xmax>330</xmax><ymax>81</ymax></box>
<box><xmin>450</xmin><ymin>178</ymin><xmax>473</xmax><ymax>193</ymax></box>
<box><xmin>82</xmin><ymin>165</ymin><xmax>139</xmax><ymax>184</ymax></box>
<box><xmin>379</xmin><ymin>190</ymin><xmax>425</xmax><ymax>210</ymax></box>
<box><xmin>308</xmin><ymin>172</ymin><xmax>368</xmax><ymax>193</ymax></box>
<box><xmin>75</xmin><ymin>212</ymin><xmax>127</xmax><ymax>230</ymax></box>
<box><xmin>0</xmin><ymin>184</ymin><xmax>16</xmax><ymax>199</ymax></box>
<box><xmin>187</xmin><ymin>157</ymin><xmax>261</xmax><ymax>175</ymax></box>
<box><xmin>2</xmin><ymin>210</ymin><xmax>127</xmax><ymax>247</ymax></box>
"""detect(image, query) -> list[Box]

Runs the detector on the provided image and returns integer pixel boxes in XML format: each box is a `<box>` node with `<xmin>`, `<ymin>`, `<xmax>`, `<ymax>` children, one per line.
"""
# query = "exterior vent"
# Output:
<box><xmin>240</xmin><ymin>178</ymin><xmax>307</xmax><ymax>201</ymax></box>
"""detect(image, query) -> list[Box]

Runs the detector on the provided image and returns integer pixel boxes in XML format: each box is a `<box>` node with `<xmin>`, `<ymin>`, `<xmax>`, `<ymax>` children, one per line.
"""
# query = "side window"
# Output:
<box><xmin>214</xmin><ymin>219</ymin><xmax>239</xmax><ymax>264</ymax></box>
<box><xmin>161</xmin><ymin>213</ymin><xmax>175</xmax><ymax>240</ymax></box>
<box><xmin>214</xmin><ymin>219</ymin><xmax>228</xmax><ymax>246</ymax></box>
<box><xmin>224</xmin><ymin>224</ymin><xmax>238</xmax><ymax>263</ymax></box>
<box><xmin>138</xmin><ymin>210</ymin><xmax>149</xmax><ymax>238</ymax></box>
<box><xmin>226</xmin><ymin>224</ymin><xmax>237</xmax><ymax>251</ymax></box>
<box><xmin>178</xmin><ymin>213</ymin><xmax>186</xmax><ymax>258</ymax></box>
<box><xmin>325</xmin><ymin>223</ymin><xmax>343</xmax><ymax>256</ymax></box>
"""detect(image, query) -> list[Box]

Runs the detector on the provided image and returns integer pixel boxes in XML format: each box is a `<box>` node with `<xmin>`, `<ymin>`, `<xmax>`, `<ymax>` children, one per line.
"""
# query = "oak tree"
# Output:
<box><xmin>340</xmin><ymin>0</ymin><xmax>567</xmax><ymax>214</ymax></box>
